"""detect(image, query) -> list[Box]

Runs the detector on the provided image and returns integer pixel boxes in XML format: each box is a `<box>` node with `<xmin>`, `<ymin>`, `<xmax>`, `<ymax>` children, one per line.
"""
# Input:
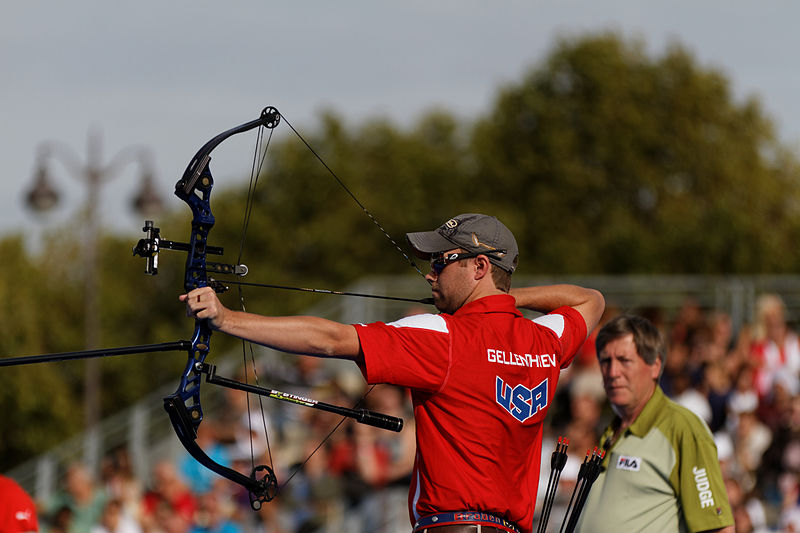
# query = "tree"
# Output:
<box><xmin>471</xmin><ymin>32</ymin><xmax>800</xmax><ymax>274</ymax></box>
<box><xmin>0</xmin><ymin>235</ymin><xmax>85</xmax><ymax>465</ymax></box>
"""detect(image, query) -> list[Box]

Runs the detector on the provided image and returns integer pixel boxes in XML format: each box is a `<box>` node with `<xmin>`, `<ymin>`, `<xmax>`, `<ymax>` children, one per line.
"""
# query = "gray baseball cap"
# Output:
<box><xmin>406</xmin><ymin>213</ymin><xmax>519</xmax><ymax>273</ymax></box>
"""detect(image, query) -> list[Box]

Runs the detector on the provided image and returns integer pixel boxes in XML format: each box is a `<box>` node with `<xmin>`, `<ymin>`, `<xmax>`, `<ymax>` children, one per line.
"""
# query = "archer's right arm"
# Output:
<box><xmin>509</xmin><ymin>284</ymin><xmax>605</xmax><ymax>335</ymax></box>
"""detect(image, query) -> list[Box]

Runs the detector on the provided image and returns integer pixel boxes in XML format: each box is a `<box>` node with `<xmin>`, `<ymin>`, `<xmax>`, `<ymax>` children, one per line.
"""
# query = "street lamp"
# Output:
<box><xmin>24</xmin><ymin>127</ymin><xmax>163</xmax><ymax>429</ymax></box>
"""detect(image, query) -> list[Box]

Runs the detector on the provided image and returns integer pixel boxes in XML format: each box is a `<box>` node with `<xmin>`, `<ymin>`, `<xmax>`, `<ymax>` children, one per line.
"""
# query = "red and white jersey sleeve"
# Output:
<box><xmin>529</xmin><ymin>306</ymin><xmax>587</xmax><ymax>369</ymax></box>
<box><xmin>357</xmin><ymin>312</ymin><xmax>451</xmax><ymax>391</ymax></box>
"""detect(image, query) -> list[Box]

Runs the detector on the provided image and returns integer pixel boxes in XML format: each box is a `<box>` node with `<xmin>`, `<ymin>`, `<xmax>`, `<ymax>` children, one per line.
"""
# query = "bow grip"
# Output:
<box><xmin>355</xmin><ymin>409</ymin><xmax>404</xmax><ymax>432</ymax></box>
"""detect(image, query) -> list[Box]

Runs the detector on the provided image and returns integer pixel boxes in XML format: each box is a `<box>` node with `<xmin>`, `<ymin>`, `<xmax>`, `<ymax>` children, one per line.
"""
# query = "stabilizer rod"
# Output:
<box><xmin>200</xmin><ymin>363</ymin><xmax>404</xmax><ymax>432</ymax></box>
<box><xmin>0</xmin><ymin>341</ymin><xmax>191</xmax><ymax>367</ymax></box>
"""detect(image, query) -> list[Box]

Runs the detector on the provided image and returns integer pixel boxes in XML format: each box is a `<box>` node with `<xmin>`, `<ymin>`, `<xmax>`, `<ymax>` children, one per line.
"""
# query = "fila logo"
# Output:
<box><xmin>495</xmin><ymin>376</ymin><xmax>548</xmax><ymax>422</ymax></box>
<box><xmin>616</xmin><ymin>455</ymin><xmax>641</xmax><ymax>471</ymax></box>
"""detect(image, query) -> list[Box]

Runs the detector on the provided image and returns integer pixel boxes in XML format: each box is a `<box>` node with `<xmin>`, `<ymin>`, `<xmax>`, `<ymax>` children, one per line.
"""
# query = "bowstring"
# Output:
<box><xmin>237</xmin><ymin>124</ymin><xmax>276</xmax><ymax>486</ymax></box>
<box><xmin>279</xmin><ymin>114</ymin><xmax>427</xmax><ymax>279</ymax></box>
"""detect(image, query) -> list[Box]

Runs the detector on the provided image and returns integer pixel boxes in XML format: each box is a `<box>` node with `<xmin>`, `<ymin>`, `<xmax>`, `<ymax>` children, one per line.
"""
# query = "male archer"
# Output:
<box><xmin>182</xmin><ymin>213</ymin><xmax>605</xmax><ymax>533</ymax></box>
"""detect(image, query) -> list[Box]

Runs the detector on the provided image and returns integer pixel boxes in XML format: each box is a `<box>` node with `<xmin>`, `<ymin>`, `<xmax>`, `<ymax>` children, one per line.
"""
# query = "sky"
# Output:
<box><xmin>3</xmin><ymin>1</ymin><xmax>800</xmax><ymax>242</ymax></box>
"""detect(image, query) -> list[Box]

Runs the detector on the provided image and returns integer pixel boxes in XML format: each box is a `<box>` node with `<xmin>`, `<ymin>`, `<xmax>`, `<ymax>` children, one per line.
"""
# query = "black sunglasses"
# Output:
<box><xmin>430</xmin><ymin>249</ymin><xmax>506</xmax><ymax>275</ymax></box>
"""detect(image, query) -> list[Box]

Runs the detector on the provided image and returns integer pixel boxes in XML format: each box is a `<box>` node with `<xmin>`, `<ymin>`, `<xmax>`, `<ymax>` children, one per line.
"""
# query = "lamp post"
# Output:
<box><xmin>24</xmin><ymin>127</ymin><xmax>163</xmax><ymax>429</ymax></box>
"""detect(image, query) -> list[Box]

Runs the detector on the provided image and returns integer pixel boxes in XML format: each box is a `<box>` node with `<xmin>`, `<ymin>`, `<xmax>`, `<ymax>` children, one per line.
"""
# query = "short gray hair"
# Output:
<box><xmin>595</xmin><ymin>314</ymin><xmax>666</xmax><ymax>368</ymax></box>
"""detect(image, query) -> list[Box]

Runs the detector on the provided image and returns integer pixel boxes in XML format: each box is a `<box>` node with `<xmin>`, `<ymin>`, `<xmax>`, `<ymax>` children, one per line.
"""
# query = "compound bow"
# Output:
<box><xmin>4</xmin><ymin>106</ymin><xmax>429</xmax><ymax>510</ymax></box>
<box><xmin>133</xmin><ymin>106</ymin><xmax>417</xmax><ymax>508</ymax></box>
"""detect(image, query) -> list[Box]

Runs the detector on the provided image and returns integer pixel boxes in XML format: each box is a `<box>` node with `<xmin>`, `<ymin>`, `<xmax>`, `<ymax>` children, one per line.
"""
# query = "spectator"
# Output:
<box><xmin>699</xmin><ymin>360</ymin><xmax>733</xmax><ymax>433</ymax></box>
<box><xmin>90</xmin><ymin>499</ymin><xmax>141</xmax><ymax>533</ymax></box>
<box><xmin>750</xmin><ymin>293</ymin><xmax>800</xmax><ymax>400</ymax></box>
<box><xmin>756</xmin><ymin>393</ymin><xmax>800</xmax><ymax>515</ymax></box>
<box><xmin>99</xmin><ymin>449</ymin><xmax>143</xmax><ymax>526</ymax></box>
<box><xmin>47</xmin><ymin>463</ymin><xmax>108</xmax><ymax>533</ymax></box>
<box><xmin>180</xmin><ymin>421</ymin><xmax>232</xmax><ymax>495</ymax></box>
<box><xmin>141</xmin><ymin>461</ymin><xmax>196</xmax><ymax>531</ymax></box>
<box><xmin>148</xmin><ymin>500</ymin><xmax>191</xmax><ymax>533</ymax></box>
<box><xmin>566</xmin><ymin>370</ymin><xmax>605</xmax><ymax>438</ymax></box>
<box><xmin>189</xmin><ymin>492</ymin><xmax>241</xmax><ymax>533</ymax></box>
<box><xmin>671</xmin><ymin>365</ymin><xmax>713</xmax><ymax>426</ymax></box>
<box><xmin>724</xmin><ymin>476</ymin><xmax>769</xmax><ymax>533</ymax></box>
<box><xmin>281</xmin><ymin>439</ymin><xmax>342</xmax><ymax>533</ymax></box>
<box><xmin>780</xmin><ymin>472</ymin><xmax>800</xmax><ymax>533</ymax></box>
<box><xmin>728</xmin><ymin>391</ymin><xmax>772</xmax><ymax>486</ymax></box>
<box><xmin>48</xmin><ymin>506</ymin><xmax>73</xmax><ymax>533</ymax></box>
<box><xmin>352</xmin><ymin>385</ymin><xmax>416</xmax><ymax>533</ymax></box>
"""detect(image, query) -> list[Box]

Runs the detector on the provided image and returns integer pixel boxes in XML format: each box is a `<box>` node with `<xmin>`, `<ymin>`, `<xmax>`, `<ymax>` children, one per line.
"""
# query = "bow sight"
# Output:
<box><xmin>133</xmin><ymin>220</ymin><xmax>247</xmax><ymax>292</ymax></box>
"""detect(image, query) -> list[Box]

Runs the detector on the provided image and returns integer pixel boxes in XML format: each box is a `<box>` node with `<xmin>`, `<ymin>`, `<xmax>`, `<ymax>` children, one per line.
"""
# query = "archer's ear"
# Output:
<box><xmin>473</xmin><ymin>255</ymin><xmax>492</xmax><ymax>280</ymax></box>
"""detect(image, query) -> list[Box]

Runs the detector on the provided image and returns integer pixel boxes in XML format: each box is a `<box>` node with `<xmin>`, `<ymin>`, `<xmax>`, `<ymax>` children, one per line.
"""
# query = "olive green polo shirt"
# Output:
<box><xmin>576</xmin><ymin>386</ymin><xmax>733</xmax><ymax>533</ymax></box>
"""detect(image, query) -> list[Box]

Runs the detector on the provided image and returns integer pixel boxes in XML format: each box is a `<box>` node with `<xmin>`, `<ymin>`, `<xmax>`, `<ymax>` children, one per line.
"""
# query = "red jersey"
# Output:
<box><xmin>355</xmin><ymin>294</ymin><xmax>586</xmax><ymax>533</ymax></box>
<box><xmin>0</xmin><ymin>476</ymin><xmax>39</xmax><ymax>533</ymax></box>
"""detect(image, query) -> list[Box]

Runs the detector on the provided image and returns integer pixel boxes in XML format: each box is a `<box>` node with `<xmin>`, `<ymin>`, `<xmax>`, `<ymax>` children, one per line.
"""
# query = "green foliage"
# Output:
<box><xmin>0</xmin><ymin>235</ymin><xmax>85</xmax><ymax>464</ymax></box>
<box><xmin>3</xmin><ymin>31</ymin><xmax>800</xmax><ymax>469</ymax></box>
<box><xmin>472</xmin><ymin>33</ymin><xmax>800</xmax><ymax>273</ymax></box>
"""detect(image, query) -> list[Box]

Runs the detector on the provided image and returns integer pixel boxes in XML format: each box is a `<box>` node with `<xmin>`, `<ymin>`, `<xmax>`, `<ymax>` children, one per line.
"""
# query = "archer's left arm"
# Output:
<box><xmin>180</xmin><ymin>287</ymin><xmax>362</xmax><ymax>361</ymax></box>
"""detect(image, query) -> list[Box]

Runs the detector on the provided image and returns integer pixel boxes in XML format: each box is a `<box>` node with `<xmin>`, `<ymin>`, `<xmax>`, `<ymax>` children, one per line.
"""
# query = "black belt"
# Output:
<box><xmin>413</xmin><ymin>512</ymin><xmax>521</xmax><ymax>533</ymax></box>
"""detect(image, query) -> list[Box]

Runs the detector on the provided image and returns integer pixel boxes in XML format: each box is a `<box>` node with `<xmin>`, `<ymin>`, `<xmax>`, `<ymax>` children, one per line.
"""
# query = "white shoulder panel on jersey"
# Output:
<box><xmin>532</xmin><ymin>313</ymin><xmax>566</xmax><ymax>338</ymax></box>
<box><xmin>386</xmin><ymin>313</ymin><xmax>449</xmax><ymax>333</ymax></box>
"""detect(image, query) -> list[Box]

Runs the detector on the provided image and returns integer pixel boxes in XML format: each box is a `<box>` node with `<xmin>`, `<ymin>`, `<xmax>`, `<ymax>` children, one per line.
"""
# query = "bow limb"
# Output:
<box><xmin>175</xmin><ymin>106</ymin><xmax>280</xmax><ymax>205</ymax></box>
<box><xmin>164</xmin><ymin>387</ymin><xmax>277</xmax><ymax>509</ymax></box>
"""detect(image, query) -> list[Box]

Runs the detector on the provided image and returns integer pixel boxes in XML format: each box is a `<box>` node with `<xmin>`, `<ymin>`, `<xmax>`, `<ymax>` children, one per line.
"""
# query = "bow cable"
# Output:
<box><xmin>208</xmin><ymin>278</ymin><xmax>433</xmax><ymax>304</ymax></box>
<box><xmin>232</xmin><ymin>109</ymin><xmax>427</xmax><ymax>495</ymax></box>
<box><xmin>235</xmin><ymin>123</ymin><xmax>277</xmax><ymax>498</ymax></box>
<box><xmin>280</xmin><ymin>115</ymin><xmax>427</xmax><ymax>278</ymax></box>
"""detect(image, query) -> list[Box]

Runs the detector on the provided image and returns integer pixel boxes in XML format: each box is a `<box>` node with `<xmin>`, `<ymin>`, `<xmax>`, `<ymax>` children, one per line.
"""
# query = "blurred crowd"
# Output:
<box><xmin>36</xmin><ymin>357</ymin><xmax>416</xmax><ymax>533</ymax></box>
<box><xmin>22</xmin><ymin>293</ymin><xmax>800</xmax><ymax>532</ymax></box>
